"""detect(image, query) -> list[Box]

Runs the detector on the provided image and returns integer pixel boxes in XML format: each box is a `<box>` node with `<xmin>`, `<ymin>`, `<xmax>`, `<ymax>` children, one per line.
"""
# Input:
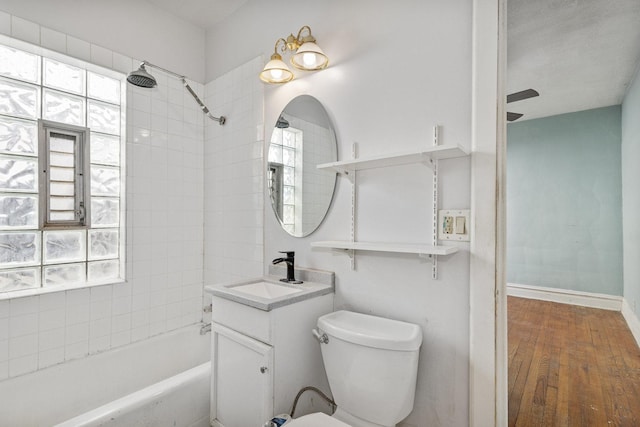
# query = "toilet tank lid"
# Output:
<box><xmin>318</xmin><ymin>310</ymin><xmax>422</xmax><ymax>351</ymax></box>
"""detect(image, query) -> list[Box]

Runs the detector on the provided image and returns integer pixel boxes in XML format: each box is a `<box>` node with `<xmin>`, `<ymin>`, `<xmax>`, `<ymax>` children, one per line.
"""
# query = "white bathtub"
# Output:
<box><xmin>0</xmin><ymin>325</ymin><xmax>211</xmax><ymax>427</ymax></box>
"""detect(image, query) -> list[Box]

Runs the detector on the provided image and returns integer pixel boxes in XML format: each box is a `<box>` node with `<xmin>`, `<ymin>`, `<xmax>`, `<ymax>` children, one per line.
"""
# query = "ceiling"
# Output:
<box><xmin>145</xmin><ymin>0</ymin><xmax>248</xmax><ymax>29</ymax></box>
<box><xmin>507</xmin><ymin>0</ymin><xmax>640</xmax><ymax>122</ymax></box>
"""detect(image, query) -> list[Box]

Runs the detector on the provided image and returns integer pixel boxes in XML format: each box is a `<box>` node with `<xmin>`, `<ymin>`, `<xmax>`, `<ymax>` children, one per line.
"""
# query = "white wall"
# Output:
<box><xmin>0</xmin><ymin>11</ymin><xmax>206</xmax><ymax>381</ymax></box>
<box><xmin>622</xmin><ymin>67</ymin><xmax>640</xmax><ymax>319</ymax></box>
<box><xmin>206</xmin><ymin>2</ymin><xmax>473</xmax><ymax>425</ymax></box>
<box><xmin>0</xmin><ymin>1</ymin><xmax>205</xmax><ymax>82</ymax></box>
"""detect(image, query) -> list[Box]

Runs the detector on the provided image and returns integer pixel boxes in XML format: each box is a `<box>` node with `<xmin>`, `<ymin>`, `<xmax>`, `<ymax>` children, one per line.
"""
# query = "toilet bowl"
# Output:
<box><xmin>287</xmin><ymin>310</ymin><xmax>422</xmax><ymax>427</ymax></box>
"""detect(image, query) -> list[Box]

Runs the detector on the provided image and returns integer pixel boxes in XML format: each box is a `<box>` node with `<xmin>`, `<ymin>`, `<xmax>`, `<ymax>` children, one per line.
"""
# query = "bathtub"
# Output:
<box><xmin>0</xmin><ymin>324</ymin><xmax>211</xmax><ymax>427</ymax></box>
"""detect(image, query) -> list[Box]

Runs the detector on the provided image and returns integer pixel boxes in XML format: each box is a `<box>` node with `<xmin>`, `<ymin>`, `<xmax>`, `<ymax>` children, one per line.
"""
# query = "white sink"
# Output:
<box><xmin>229</xmin><ymin>281</ymin><xmax>303</xmax><ymax>299</ymax></box>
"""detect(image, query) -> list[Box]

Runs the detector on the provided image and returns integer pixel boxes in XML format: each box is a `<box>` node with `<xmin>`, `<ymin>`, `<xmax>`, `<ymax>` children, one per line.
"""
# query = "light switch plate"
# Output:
<box><xmin>438</xmin><ymin>209</ymin><xmax>470</xmax><ymax>241</ymax></box>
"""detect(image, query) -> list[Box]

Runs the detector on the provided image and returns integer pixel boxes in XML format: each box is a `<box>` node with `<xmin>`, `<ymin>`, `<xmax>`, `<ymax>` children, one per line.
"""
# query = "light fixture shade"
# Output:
<box><xmin>259</xmin><ymin>54</ymin><xmax>294</xmax><ymax>84</ymax></box>
<box><xmin>291</xmin><ymin>42</ymin><xmax>329</xmax><ymax>71</ymax></box>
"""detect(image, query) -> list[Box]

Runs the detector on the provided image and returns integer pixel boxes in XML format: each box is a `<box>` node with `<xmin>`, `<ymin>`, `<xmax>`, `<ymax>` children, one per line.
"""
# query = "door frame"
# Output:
<box><xmin>469</xmin><ymin>0</ymin><xmax>507</xmax><ymax>425</ymax></box>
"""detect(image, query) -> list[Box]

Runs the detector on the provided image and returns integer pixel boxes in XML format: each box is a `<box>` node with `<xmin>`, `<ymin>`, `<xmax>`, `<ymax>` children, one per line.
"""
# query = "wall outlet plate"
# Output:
<box><xmin>438</xmin><ymin>209</ymin><xmax>470</xmax><ymax>241</ymax></box>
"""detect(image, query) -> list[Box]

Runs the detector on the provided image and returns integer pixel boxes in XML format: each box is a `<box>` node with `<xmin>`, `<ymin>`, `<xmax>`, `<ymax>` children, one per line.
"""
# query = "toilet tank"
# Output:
<box><xmin>317</xmin><ymin>311</ymin><xmax>422</xmax><ymax>427</ymax></box>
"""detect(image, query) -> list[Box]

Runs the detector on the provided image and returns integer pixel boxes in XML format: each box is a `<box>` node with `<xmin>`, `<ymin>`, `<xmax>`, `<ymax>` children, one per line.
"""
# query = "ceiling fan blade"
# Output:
<box><xmin>507</xmin><ymin>112</ymin><xmax>524</xmax><ymax>122</ymax></box>
<box><xmin>507</xmin><ymin>89</ymin><xmax>539</xmax><ymax>104</ymax></box>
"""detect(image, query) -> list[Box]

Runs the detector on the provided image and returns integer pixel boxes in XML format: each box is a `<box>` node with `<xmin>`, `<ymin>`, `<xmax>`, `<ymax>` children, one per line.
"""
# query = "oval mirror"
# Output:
<box><xmin>267</xmin><ymin>95</ymin><xmax>337</xmax><ymax>237</ymax></box>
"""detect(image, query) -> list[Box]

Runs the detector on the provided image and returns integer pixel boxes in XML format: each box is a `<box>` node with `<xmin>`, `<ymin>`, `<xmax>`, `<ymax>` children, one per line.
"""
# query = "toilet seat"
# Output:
<box><xmin>286</xmin><ymin>412</ymin><xmax>351</xmax><ymax>427</ymax></box>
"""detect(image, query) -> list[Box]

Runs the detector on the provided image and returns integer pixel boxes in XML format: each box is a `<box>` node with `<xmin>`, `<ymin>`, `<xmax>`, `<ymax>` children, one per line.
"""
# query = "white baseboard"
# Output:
<box><xmin>621</xmin><ymin>298</ymin><xmax>640</xmax><ymax>349</ymax></box>
<box><xmin>507</xmin><ymin>283</ymin><xmax>622</xmax><ymax>311</ymax></box>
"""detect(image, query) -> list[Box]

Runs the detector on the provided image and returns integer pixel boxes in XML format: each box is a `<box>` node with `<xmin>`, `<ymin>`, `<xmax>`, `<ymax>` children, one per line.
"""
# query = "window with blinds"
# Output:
<box><xmin>38</xmin><ymin>121</ymin><xmax>90</xmax><ymax>227</ymax></box>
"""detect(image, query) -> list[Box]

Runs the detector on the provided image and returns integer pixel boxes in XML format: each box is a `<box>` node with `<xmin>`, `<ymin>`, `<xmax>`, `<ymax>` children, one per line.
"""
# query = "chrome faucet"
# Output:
<box><xmin>272</xmin><ymin>251</ymin><xmax>303</xmax><ymax>284</ymax></box>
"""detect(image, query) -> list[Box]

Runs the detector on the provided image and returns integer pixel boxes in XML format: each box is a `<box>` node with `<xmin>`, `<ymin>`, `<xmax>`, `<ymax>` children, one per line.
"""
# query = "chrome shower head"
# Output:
<box><xmin>127</xmin><ymin>63</ymin><xmax>157</xmax><ymax>88</ymax></box>
<box><xmin>276</xmin><ymin>115</ymin><xmax>290</xmax><ymax>129</ymax></box>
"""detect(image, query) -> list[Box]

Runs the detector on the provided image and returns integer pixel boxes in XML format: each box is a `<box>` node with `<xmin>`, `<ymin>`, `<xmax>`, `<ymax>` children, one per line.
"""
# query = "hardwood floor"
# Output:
<box><xmin>508</xmin><ymin>296</ymin><xmax>640</xmax><ymax>427</ymax></box>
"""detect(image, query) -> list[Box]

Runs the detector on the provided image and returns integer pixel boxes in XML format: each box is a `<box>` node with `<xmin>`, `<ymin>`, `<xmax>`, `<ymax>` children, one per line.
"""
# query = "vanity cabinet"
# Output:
<box><xmin>211</xmin><ymin>323</ymin><xmax>273</xmax><ymax>427</ymax></box>
<box><xmin>209</xmin><ymin>290</ymin><xmax>334</xmax><ymax>427</ymax></box>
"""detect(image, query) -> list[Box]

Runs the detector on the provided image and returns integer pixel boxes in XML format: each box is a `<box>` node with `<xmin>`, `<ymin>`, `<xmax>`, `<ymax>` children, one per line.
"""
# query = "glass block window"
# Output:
<box><xmin>0</xmin><ymin>40</ymin><xmax>125</xmax><ymax>294</ymax></box>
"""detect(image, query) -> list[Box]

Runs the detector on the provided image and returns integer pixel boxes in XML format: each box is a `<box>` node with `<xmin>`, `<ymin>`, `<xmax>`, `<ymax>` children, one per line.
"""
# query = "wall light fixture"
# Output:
<box><xmin>259</xmin><ymin>26</ymin><xmax>329</xmax><ymax>84</ymax></box>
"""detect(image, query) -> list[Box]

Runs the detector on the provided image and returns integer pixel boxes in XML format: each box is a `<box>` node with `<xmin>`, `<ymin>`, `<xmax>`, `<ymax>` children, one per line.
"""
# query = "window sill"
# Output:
<box><xmin>0</xmin><ymin>278</ymin><xmax>127</xmax><ymax>301</ymax></box>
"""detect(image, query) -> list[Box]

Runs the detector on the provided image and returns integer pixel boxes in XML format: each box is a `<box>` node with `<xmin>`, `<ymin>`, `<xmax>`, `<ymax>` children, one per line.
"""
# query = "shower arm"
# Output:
<box><xmin>140</xmin><ymin>60</ymin><xmax>226</xmax><ymax>125</ymax></box>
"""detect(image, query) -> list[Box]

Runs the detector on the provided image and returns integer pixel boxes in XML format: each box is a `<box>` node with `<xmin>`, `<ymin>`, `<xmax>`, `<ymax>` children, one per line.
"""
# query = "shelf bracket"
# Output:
<box><xmin>350</xmin><ymin>142</ymin><xmax>358</xmax><ymax>271</ymax></box>
<box><xmin>342</xmin><ymin>170</ymin><xmax>355</xmax><ymax>184</ymax></box>
<box><xmin>431</xmin><ymin>125</ymin><xmax>440</xmax><ymax>280</ymax></box>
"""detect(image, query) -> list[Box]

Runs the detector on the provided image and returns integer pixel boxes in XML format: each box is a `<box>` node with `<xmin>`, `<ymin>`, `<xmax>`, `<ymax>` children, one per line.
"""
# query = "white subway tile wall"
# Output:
<box><xmin>203</xmin><ymin>57</ymin><xmax>264</xmax><ymax>288</ymax></box>
<box><xmin>0</xmin><ymin>16</ymin><xmax>206</xmax><ymax>379</ymax></box>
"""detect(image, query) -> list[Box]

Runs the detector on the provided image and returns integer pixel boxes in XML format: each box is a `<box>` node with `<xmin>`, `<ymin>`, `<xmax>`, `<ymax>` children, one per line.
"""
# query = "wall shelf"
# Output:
<box><xmin>316</xmin><ymin>144</ymin><xmax>469</xmax><ymax>174</ymax></box>
<box><xmin>311</xmin><ymin>241</ymin><xmax>458</xmax><ymax>257</ymax></box>
<box><xmin>312</xmin><ymin>128</ymin><xmax>469</xmax><ymax>278</ymax></box>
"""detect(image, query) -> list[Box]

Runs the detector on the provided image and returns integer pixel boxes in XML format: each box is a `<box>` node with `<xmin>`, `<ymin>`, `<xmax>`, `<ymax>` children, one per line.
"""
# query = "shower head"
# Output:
<box><xmin>126</xmin><ymin>61</ymin><xmax>226</xmax><ymax>125</ymax></box>
<box><xmin>276</xmin><ymin>115</ymin><xmax>290</xmax><ymax>129</ymax></box>
<box><xmin>127</xmin><ymin>63</ymin><xmax>157</xmax><ymax>88</ymax></box>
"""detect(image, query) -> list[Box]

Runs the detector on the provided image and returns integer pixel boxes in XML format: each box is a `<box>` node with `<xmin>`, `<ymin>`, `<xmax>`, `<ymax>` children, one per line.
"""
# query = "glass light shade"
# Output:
<box><xmin>291</xmin><ymin>42</ymin><xmax>329</xmax><ymax>70</ymax></box>
<box><xmin>259</xmin><ymin>54</ymin><xmax>294</xmax><ymax>84</ymax></box>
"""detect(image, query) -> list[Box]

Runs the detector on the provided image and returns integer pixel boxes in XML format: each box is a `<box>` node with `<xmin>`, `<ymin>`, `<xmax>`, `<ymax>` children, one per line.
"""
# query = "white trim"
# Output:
<box><xmin>507</xmin><ymin>283</ymin><xmax>622</xmax><ymax>311</ymax></box>
<box><xmin>621</xmin><ymin>298</ymin><xmax>640</xmax><ymax>348</ymax></box>
<box><xmin>469</xmin><ymin>0</ymin><xmax>504</xmax><ymax>425</ymax></box>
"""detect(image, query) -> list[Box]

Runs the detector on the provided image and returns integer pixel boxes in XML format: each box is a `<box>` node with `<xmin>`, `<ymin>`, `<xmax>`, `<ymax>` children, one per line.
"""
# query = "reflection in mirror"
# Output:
<box><xmin>267</xmin><ymin>95</ymin><xmax>337</xmax><ymax>237</ymax></box>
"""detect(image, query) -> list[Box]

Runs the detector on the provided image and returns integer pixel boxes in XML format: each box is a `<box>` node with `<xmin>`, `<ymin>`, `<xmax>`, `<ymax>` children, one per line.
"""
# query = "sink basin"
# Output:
<box><xmin>229</xmin><ymin>281</ymin><xmax>303</xmax><ymax>299</ymax></box>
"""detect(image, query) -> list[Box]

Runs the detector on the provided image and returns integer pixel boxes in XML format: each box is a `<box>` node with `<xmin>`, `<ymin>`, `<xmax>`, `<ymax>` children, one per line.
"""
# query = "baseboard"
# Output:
<box><xmin>507</xmin><ymin>283</ymin><xmax>622</xmax><ymax>311</ymax></box>
<box><xmin>621</xmin><ymin>298</ymin><xmax>640</xmax><ymax>349</ymax></box>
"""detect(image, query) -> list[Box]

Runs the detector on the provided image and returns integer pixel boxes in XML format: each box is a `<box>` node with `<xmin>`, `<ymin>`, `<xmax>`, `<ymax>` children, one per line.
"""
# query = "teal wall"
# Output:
<box><xmin>507</xmin><ymin>106</ymin><xmax>623</xmax><ymax>295</ymax></box>
<box><xmin>622</xmin><ymin>71</ymin><xmax>640</xmax><ymax>315</ymax></box>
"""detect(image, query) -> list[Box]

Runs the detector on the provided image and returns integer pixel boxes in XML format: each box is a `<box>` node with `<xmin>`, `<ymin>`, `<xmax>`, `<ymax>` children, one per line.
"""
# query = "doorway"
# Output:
<box><xmin>505</xmin><ymin>0</ymin><xmax>640</xmax><ymax>425</ymax></box>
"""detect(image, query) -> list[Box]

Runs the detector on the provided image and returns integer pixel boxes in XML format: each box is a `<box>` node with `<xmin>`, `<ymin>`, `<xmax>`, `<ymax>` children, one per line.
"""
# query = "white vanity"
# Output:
<box><xmin>205</xmin><ymin>276</ymin><xmax>334</xmax><ymax>427</ymax></box>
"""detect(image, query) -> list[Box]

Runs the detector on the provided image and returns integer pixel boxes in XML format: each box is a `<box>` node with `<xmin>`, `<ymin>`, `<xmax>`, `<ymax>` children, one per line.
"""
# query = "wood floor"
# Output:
<box><xmin>508</xmin><ymin>296</ymin><xmax>640</xmax><ymax>427</ymax></box>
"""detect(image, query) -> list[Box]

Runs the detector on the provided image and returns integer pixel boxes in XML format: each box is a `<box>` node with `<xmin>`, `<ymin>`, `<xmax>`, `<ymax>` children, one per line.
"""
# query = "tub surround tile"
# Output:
<box><xmin>39</xmin><ymin>308</ymin><xmax>65</xmax><ymax>332</ymax></box>
<box><xmin>110</xmin><ymin>330</ymin><xmax>131</xmax><ymax>348</ymax></box>
<box><xmin>10</xmin><ymin>16</ymin><xmax>39</xmax><ymax>44</ymax></box>
<box><xmin>39</xmin><ymin>347</ymin><xmax>64</xmax><ymax>369</ymax></box>
<box><xmin>66</xmin><ymin>36</ymin><xmax>91</xmax><ymax>62</ymax></box>
<box><xmin>9</xmin><ymin>313</ymin><xmax>38</xmax><ymax>338</ymax></box>
<box><xmin>0</xmin><ymin>11</ymin><xmax>10</xmax><ymax>35</ymax></box>
<box><xmin>131</xmin><ymin>325</ymin><xmax>150</xmax><ymax>342</ymax></box>
<box><xmin>66</xmin><ymin>304</ymin><xmax>90</xmax><ymax>326</ymax></box>
<box><xmin>90</xmin><ymin>285</ymin><xmax>113</xmax><ymax>303</ymax></box>
<box><xmin>0</xmin><ymin>318</ymin><xmax>7</xmax><ymax>341</ymax></box>
<box><xmin>111</xmin><ymin>52</ymin><xmax>133</xmax><ymax>75</ymax></box>
<box><xmin>89</xmin><ymin>335</ymin><xmax>110</xmax><ymax>354</ymax></box>
<box><xmin>9</xmin><ymin>353</ymin><xmax>37</xmax><ymax>377</ymax></box>
<box><xmin>65</xmin><ymin>340</ymin><xmax>88</xmax><ymax>361</ymax></box>
<box><xmin>90</xmin><ymin>317</ymin><xmax>111</xmax><ymax>339</ymax></box>
<box><xmin>90</xmin><ymin>44</ymin><xmax>113</xmax><ymax>69</ymax></box>
<box><xmin>112</xmin><ymin>313</ymin><xmax>131</xmax><ymax>334</ymax></box>
<box><xmin>40</xmin><ymin>27</ymin><xmax>66</xmax><ymax>53</ymax></box>
<box><xmin>9</xmin><ymin>333</ymin><xmax>37</xmax><ymax>359</ymax></box>
<box><xmin>0</xmin><ymin>339</ymin><xmax>7</xmax><ymax>362</ymax></box>
<box><xmin>40</xmin><ymin>292</ymin><xmax>66</xmax><ymax>311</ymax></box>
<box><xmin>39</xmin><ymin>328</ymin><xmax>64</xmax><ymax>352</ymax></box>
<box><xmin>10</xmin><ymin>297</ymin><xmax>38</xmax><ymax>316</ymax></box>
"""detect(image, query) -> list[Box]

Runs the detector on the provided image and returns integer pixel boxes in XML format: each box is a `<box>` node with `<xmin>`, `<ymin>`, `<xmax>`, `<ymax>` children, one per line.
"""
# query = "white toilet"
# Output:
<box><xmin>288</xmin><ymin>310</ymin><xmax>423</xmax><ymax>427</ymax></box>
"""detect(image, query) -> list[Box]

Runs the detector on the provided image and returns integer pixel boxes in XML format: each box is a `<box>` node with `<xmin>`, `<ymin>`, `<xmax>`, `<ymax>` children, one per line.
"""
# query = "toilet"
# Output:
<box><xmin>287</xmin><ymin>310</ymin><xmax>423</xmax><ymax>427</ymax></box>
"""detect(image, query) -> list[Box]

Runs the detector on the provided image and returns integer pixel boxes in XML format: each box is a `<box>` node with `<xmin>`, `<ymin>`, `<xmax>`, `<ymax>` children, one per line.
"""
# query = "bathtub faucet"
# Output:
<box><xmin>272</xmin><ymin>251</ymin><xmax>302</xmax><ymax>284</ymax></box>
